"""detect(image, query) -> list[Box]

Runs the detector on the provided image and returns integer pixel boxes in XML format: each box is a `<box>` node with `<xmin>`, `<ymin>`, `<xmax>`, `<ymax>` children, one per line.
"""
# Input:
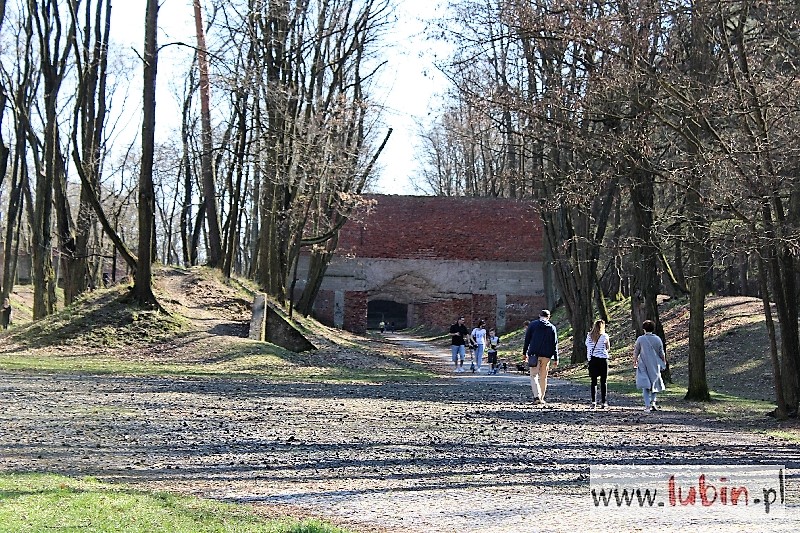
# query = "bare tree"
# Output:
<box><xmin>192</xmin><ymin>0</ymin><xmax>223</xmax><ymax>268</ymax></box>
<box><xmin>64</xmin><ymin>0</ymin><xmax>114</xmax><ymax>304</ymax></box>
<box><xmin>132</xmin><ymin>0</ymin><xmax>159</xmax><ymax>307</ymax></box>
<box><xmin>251</xmin><ymin>0</ymin><xmax>393</xmax><ymax>304</ymax></box>
<box><xmin>28</xmin><ymin>0</ymin><xmax>78</xmax><ymax>318</ymax></box>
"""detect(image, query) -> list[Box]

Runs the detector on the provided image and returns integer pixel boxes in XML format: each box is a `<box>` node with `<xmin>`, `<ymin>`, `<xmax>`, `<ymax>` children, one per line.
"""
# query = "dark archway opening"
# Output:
<box><xmin>367</xmin><ymin>300</ymin><xmax>408</xmax><ymax>330</ymax></box>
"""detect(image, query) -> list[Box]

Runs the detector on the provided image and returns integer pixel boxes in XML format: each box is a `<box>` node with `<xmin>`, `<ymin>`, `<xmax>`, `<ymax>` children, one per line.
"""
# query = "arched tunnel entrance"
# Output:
<box><xmin>367</xmin><ymin>300</ymin><xmax>408</xmax><ymax>330</ymax></box>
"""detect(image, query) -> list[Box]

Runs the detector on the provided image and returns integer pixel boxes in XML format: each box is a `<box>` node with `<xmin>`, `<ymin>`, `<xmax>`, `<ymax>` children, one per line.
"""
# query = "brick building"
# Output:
<box><xmin>295</xmin><ymin>195</ymin><xmax>546</xmax><ymax>334</ymax></box>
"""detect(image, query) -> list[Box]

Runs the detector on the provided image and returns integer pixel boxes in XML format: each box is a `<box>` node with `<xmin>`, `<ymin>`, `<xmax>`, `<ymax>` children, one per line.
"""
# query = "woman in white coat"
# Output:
<box><xmin>633</xmin><ymin>320</ymin><xmax>666</xmax><ymax>412</ymax></box>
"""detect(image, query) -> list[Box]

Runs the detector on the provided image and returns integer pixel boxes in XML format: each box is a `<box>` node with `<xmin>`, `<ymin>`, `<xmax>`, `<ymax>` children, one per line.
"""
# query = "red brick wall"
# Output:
<box><xmin>471</xmin><ymin>294</ymin><xmax>497</xmax><ymax>329</ymax></box>
<box><xmin>315</xmin><ymin>289</ymin><xmax>335</xmax><ymax>325</ymax></box>
<box><xmin>505</xmin><ymin>295</ymin><xmax>547</xmax><ymax>331</ymax></box>
<box><xmin>412</xmin><ymin>299</ymin><xmax>470</xmax><ymax>332</ymax></box>
<box><xmin>343</xmin><ymin>291</ymin><xmax>368</xmax><ymax>333</ymax></box>
<box><xmin>339</xmin><ymin>195</ymin><xmax>542</xmax><ymax>261</ymax></box>
<box><xmin>314</xmin><ymin>292</ymin><xmax>544</xmax><ymax>334</ymax></box>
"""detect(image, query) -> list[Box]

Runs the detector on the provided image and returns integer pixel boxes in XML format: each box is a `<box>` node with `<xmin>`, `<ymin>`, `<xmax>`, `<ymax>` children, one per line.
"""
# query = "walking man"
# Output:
<box><xmin>450</xmin><ymin>316</ymin><xmax>470</xmax><ymax>372</ymax></box>
<box><xmin>523</xmin><ymin>309</ymin><xmax>559</xmax><ymax>404</ymax></box>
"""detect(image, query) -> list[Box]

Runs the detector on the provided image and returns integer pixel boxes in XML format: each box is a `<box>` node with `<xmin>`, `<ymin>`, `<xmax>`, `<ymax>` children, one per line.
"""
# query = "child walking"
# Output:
<box><xmin>487</xmin><ymin>329</ymin><xmax>500</xmax><ymax>374</ymax></box>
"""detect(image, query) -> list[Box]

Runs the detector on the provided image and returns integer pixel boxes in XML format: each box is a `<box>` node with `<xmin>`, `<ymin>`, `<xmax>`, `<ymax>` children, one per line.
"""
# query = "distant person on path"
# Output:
<box><xmin>471</xmin><ymin>319</ymin><xmax>488</xmax><ymax>372</ymax></box>
<box><xmin>586</xmin><ymin>319</ymin><xmax>611</xmax><ymax>409</ymax></box>
<box><xmin>523</xmin><ymin>310</ymin><xmax>559</xmax><ymax>405</ymax></box>
<box><xmin>633</xmin><ymin>320</ymin><xmax>666</xmax><ymax>412</ymax></box>
<box><xmin>450</xmin><ymin>316</ymin><xmax>470</xmax><ymax>372</ymax></box>
<box><xmin>379</xmin><ymin>320</ymin><xmax>385</xmax><ymax>333</ymax></box>
<box><xmin>102</xmin><ymin>272</ymin><xmax>111</xmax><ymax>288</ymax></box>
<box><xmin>389</xmin><ymin>321</ymin><xmax>395</xmax><ymax>333</ymax></box>
<box><xmin>487</xmin><ymin>329</ymin><xmax>500</xmax><ymax>374</ymax></box>
<box><xmin>1</xmin><ymin>297</ymin><xmax>12</xmax><ymax>330</ymax></box>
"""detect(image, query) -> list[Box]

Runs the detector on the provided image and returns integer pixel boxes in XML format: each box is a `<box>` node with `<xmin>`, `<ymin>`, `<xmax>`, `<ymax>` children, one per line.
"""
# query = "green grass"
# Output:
<box><xmin>559</xmin><ymin>360</ymin><xmax>778</xmax><ymax>422</ymax></box>
<box><xmin>7</xmin><ymin>285</ymin><xmax>187</xmax><ymax>349</ymax></box>
<box><xmin>0</xmin><ymin>342</ymin><xmax>433</xmax><ymax>383</ymax></box>
<box><xmin>0</xmin><ymin>473</ymin><xmax>350</xmax><ymax>533</ymax></box>
<box><xmin>766</xmin><ymin>430</ymin><xmax>800</xmax><ymax>443</ymax></box>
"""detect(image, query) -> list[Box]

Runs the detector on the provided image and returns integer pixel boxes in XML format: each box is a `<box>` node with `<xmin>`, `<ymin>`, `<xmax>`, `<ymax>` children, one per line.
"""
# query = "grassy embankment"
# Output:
<box><xmin>0</xmin><ymin>269</ymin><xmax>432</xmax><ymax>383</ymax></box>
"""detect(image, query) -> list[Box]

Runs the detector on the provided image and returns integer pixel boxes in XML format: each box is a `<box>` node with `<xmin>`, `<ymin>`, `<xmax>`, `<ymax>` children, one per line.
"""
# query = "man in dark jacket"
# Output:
<box><xmin>523</xmin><ymin>309</ymin><xmax>559</xmax><ymax>404</ymax></box>
<box><xmin>450</xmin><ymin>316</ymin><xmax>471</xmax><ymax>372</ymax></box>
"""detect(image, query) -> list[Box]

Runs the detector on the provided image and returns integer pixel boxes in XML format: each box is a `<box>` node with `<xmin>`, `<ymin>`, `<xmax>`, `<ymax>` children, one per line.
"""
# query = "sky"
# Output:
<box><xmin>109</xmin><ymin>0</ymin><xmax>449</xmax><ymax>196</ymax></box>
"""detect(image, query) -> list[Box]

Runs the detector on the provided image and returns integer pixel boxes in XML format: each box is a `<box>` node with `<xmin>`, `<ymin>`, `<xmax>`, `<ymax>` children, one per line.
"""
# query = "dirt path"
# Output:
<box><xmin>1</xmin><ymin>332</ymin><xmax>799</xmax><ymax>532</ymax></box>
<box><xmin>156</xmin><ymin>268</ymin><xmax>252</xmax><ymax>337</ymax></box>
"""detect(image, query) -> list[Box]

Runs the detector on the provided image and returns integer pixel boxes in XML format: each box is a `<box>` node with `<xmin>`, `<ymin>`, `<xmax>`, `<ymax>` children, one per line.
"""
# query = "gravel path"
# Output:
<box><xmin>1</xmin><ymin>332</ymin><xmax>799</xmax><ymax>532</ymax></box>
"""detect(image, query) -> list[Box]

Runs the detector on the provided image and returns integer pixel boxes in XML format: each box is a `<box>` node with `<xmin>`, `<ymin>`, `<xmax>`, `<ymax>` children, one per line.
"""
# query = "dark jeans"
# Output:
<box><xmin>588</xmin><ymin>357</ymin><xmax>608</xmax><ymax>403</ymax></box>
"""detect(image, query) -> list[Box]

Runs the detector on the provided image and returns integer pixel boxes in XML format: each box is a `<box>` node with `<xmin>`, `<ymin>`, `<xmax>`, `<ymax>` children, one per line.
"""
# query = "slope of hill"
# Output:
<box><xmin>546</xmin><ymin>295</ymin><xmax>781</xmax><ymax>406</ymax></box>
<box><xmin>0</xmin><ymin>266</ymin><xmax>429</xmax><ymax>383</ymax></box>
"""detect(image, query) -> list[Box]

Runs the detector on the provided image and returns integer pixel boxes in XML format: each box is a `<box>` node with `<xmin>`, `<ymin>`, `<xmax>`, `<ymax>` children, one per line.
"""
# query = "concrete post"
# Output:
<box><xmin>249</xmin><ymin>293</ymin><xmax>267</xmax><ymax>341</ymax></box>
<box><xmin>334</xmin><ymin>290</ymin><xmax>344</xmax><ymax>329</ymax></box>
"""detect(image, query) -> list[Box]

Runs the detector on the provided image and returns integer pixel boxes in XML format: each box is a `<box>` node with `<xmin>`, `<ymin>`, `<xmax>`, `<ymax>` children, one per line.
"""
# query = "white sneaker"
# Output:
<box><xmin>601</xmin><ymin>402</ymin><xmax>608</xmax><ymax>409</ymax></box>
<box><xmin>643</xmin><ymin>406</ymin><xmax>651</xmax><ymax>412</ymax></box>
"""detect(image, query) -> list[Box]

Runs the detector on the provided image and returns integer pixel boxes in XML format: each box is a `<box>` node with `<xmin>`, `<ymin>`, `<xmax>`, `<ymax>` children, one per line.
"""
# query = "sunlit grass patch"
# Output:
<box><xmin>0</xmin><ymin>337</ymin><xmax>434</xmax><ymax>384</ymax></box>
<box><xmin>0</xmin><ymin>473</ymin><xmax>350</xmax><ymax>533</ymax></box>
<box><xmin>766</xmin><ymin>430</ymin><xmax>800</xmax><ymax>443</ymax></box>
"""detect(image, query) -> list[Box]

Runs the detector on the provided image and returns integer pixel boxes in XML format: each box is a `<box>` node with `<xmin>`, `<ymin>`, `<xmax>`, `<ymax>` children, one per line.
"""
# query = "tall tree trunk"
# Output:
<box><xmin>0</xmin><ymin>82</ymin><xmax>8</xmax><ymax>195</ymax></box>
<box><xmin>295</xmin><ymin>234</ymin><xmax>339</xmax><ymax>317</ymax></box>
<box><xmin>756</xmin><ymin>248</ymin><xmax>787</xmax><ymax>419</ymax></box>
<box><xmin>179</xmin><ymin>73</ymin><xmax>195</xmax><ymax>266</ymax></box>
<box><xmin>765</xmin><ymin>204</ymin><xmax>800</xmax><ymax>414</ymax></box>
<box><xmin>192</xmin><ymin>0</ymin><xmax>223</xmax><ymax>268</ymax></box>
<box><xmin>223</xmin><ymin>90</ymin><xmax>248</xmax><ymax>278</ymax></box>
<box><xmin>31</xmin><ymin>0</ymin><xmax>74</xmax><ymax>318</ymax></box>
<box><xmin>64</xmin><ymin>0</ymin><xmax>113</xmax><ymax>304</ymax></box>
<box><xmin>683</xmin><ymin>0</ymin><xmax>714</xmax><ymax>401</ymax></box>
<box><xmin>133</xmin><ymin>0</ymin><xmax>159</xmax><ymax>308</ymax></box>
<box><xmin>685</xmin><ymin>184</ymin><xmax>711</xmax><ymax>401</ymax></box>
<box><xmin>2</xmin><ymin>134</ymin><xmax>26</xmax><ymax>300</ymax></box>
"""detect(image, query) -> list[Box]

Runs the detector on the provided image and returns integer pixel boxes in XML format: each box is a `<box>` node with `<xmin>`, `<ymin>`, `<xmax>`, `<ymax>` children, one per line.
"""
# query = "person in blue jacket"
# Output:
<box><xmin>523</xmin><ymin>309</ymin><xmax>559</xmax><ymax>405</ymax></box>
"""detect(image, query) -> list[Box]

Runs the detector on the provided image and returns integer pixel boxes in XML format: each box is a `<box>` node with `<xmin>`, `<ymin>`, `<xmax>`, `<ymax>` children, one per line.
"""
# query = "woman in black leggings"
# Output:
<box><xmin>586</xmin><ymin>319</ymin><xmax>611</xmax><ymax>408</ymax></box>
